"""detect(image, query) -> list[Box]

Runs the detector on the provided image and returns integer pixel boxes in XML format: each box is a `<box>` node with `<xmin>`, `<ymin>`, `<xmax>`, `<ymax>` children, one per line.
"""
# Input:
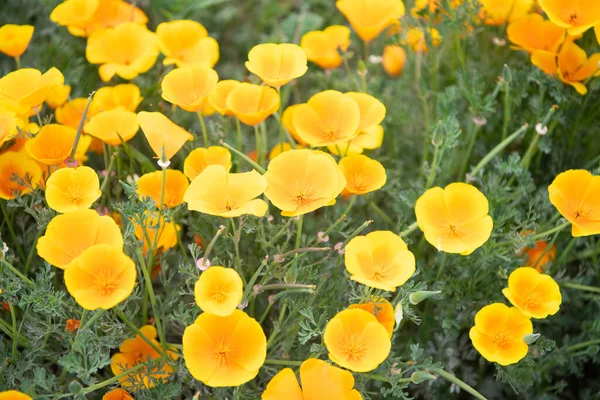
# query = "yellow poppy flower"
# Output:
<box><xmin>269</xmin><ymin>142</ymin><xmax>305</xmax><ymax>160</ymax></box>
<box><xmin>523</xmin><ymin>240</ymin><xmax>557</xmax><ymax>272</ymax></box>
<box><xmin>507</xmin><ymin>14</ymin><xmax>566</xmax><ymax>54</ymax></box>
<box><xmin>245</xmin><ymin>43</ymin><xmax>308</xmax><ymax>87</ymax></box>
<box><xmin>156</xmin><ymin>20</ymin><xmax>219</xmax><ymax>68</ymax></box>
<box><xmin>336</xmin><ymin>0</ymin><xmax>405</xmax><ymax>42</ymax></box>
<box><xmin>324</xmin><ymin>308</ymin><xmax>391</xmax><ymax>372</ymax></box>
<box><xmin>339</xmin><ymin>154</ymin><xmax>386</xmax><ymax>195</ymax></box>
<box><xmin>194</xmin><ymin>266</ymin><xmax>243</xmax><ymax>316</ymax></box>
<box><xmin>182</xmin><ymin>309</ymin><xmax>266</xmax><ymax>387</ymax></box>
<box><xmin>300</xmin><ymin>25</ymin><xmax>351</xmax><ymax>70</ymax></box>
<box><xmin>102</xmin><ymin>388</ymin><xmax>133</xmax><ymax>400</ymax></box>
<box><xmin>548</xmin><ymin>169</ymin><xmax>600</xmax><ymax>236</ymax></box>
<box><xmin>37</xmin><ymin>209</ymin><xmax>123</xmax><ymax>269</ymax></box>
<box><xmin>344</xmin><ymin>92</ymin><xmax>386</xmax><ymax>135</ymax></box>
<box><xmin>25</xmin><ymin>124</ymin><xmax>76</xmax><ymax>165</ymax></box>
<box><xmin>208</xmin><ymin>80</ymin><xmax>241</xmax><ymax>117</ymax></box>
<box><xmin>293</xmin><ymin>91</ymin><xmax>361</xmax><ymax>146</ymax></box>
<box><xmin>382</xmin><ymin>45</ymin><xmax>406</xmax><ymax>77</ymax></box>
<box><xmin>348</xmin><ymin>297</ymin><xmax>395</xmax><ymax>337</ymax></box>
<box><xmin>45</xmin><ymin>166</ymin><xmax>101</xmax><ymax>213</ymax></box>
<box><xmin>0</xmin><ymin>24</ymin><xmax>34</xmax><ymax>58</ymax></box>
<box><xmin>264</xmin><ymin>149</ymin><xmax>346</xmax><ymax>216</ymax></box>
<box><xmin>281</xmin><ymin>104</ymin><xmax>308</xmax><ymax>145</ymax></box>
<box><xmin>502</xmin><ymin>267</ymin><xmax>562</xmax><ymax>319</ymax></box>
<box><xmin>184</xmin><ymin>165</ymin><xmax>268</xmax><ymax>218</ymax></box>
<box><xmin>90</xmin><ymin>84</ymin><xmax>143</xmax><ymax>114</ymax></box>
<box><xmin>226</xmin><ymin>83</ymin><xmax>280</xmax><ymax>126</ymax></box>
<box><xmin>56</xmin><ymin>98</ymin><xmax>97</xmax><ymax>129</ymax></box>
<box><xmin>479</xmin><ymin>0</ymin><xmax>533</xmax><ymax>26</ymax></box>
<box><xmin>111</xmin><ymin>325</ymin><xmax>178</xmax><ymax>389</ymax></box>
<box><xmin>0</xmin><ymin>391</ymin><xmax>32</xmax><ymax>400</ymax></box>
<box><xmin>538</xmin><ymin>0</ymin><xmax>600</xmax><ymax>35</ymax></box>
<box><xmin>86</xmin><ymin>22</ymin><xmax>159</xmax><ymax>82</ymax></box>
<box><xmin>345</xmin><ymin>230</ymin><xmax>415</xmax><ymax>291</ymax></box>
<box><xmin>0</xmin><ymin>106</ymin><xmax>18</xmax><ymax>147</ymax></box>
<box><xmin>161</xmin><ymin>65</ymin><xmax>219</xmax><ymax>112</ymax></box>
<box><xmin>137</xmin><ymin>169</ymin><xmax>189</xmax><ymax>209</ymax></box>
<box><xmin>415</xmin><ymin>183</ymin><xmax>493</xmax><ymax>255</ymax></box>
<box><xmin>81</xmin><ymin>0</ymin><xmax>148</xmax><ymax>37</ymax></box>
<box><xmin>0</xmin><ymin>67</ymin><xmax>64</xmax><ymax>114</ymax></box>
<box><xmin>50</xmin><ymin>0</ymin><xmax>99</xmax><ymax>35</ymax></box>
<box><xmin>64</xmin><ymin>244</ymin><xmax>136</xmax><ymax>310</ymax></box>
<box><xmin>404</xmin><ymin>27</ymin><xmax>441</xmax><ymax>53</ymax></box>
<box><xmin>137</xmin><ymin>111</ymin><xmax>193</xmax><ymax>161</ymax></box>
<box><xmin>329</xmin><ymin>124</ymin><xmax>385</xmax><ymax>155</ymax></box>
<box><xmin>83</xmin><ymin>107</ymin><xmax>139</xmax><ymax>146</ymax></box>
<box><xmin>0</xmin><ymin>151</ymin><xmax>42</xmax><ymax>199</ymax></box>
<box><xmin>132</xmin><ymin>210</ymin><xmax>179</xmax><ymax>255</ymax></box>
<box><xmin>262</xmin><ymin>358</ymin><xmax>363</xmax><ymax>400</ymax></box>
<box><xmin>183</xmin><ymin>146</ymin><xmax>232</xmax><ymax>180</ymax></box>
<box><xmin>469</xmin><ymin>303</ymin><xmax>533</xmax><ymax>366</ymax></box>
<box><xmin>45</xmin><ymin>84</ymin><xmax>71</xmax><ymax>109</ymax></box>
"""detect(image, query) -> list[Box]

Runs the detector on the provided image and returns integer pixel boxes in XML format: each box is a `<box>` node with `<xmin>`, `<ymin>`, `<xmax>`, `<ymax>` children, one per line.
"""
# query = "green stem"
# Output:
<box><xmin>220</xmin><ymin>140</ymin><xmax>266</xmax><ymax>174</ymax></box>
<box><xmin>264</xmin><ymin>359</ymin><xmax>303</xmax><ymax>367</ymax></box>
<box><xmin>24</xmin><ymin>229</ymin><xmax>43</xmax><ymax>275</ymax></box>
<box><xmin>295</xmin><ymin>215</ymin><xmax>304</xmax><ymax>250</ymax></box>
<box><xmin>470</xmin><ymin>124</ymin><xmax>529</xmax><ymax>177</ymax></box>
<box><xmin>342</xmin><ymin>195</ymin><xmax>356</xmax><ymax>216</ymax></box>
<box><xmin>533</xmin><ymin>221</ymin><xmax>570</xmax><ymax>240</ymax></box>
<box><xmin>69</xmin><ymin>91</ymin><xmax>95</xmax><ymax>164</ymax></box>
<box><xmin>561</xmin><ymin>282</ymin><xmax>600</xmax><ymax>295</ymax></box>
<box><xmin>501</xmin><ymin>81</ymin><xmax>510</xmax><ymax>140</ymax></box>
<box><xmin>235</xmin><ymin>118</ymin><xmax>243</xmax><ymax>171</ymax></box>
<box><xmin>369</xmin><ymin>202</ymin><xmax>394</xmax><ymax>226</ymax></box>
<box><xmin>269</xmin><ymin>288</ymin><xmax>315</xmax><ymax>302</ymax></box>
<box><xmin>80</xmin><ymin>309</ymin><xmax>106</xmax><ymax>330</ymax></box>
<box><xmin>436</xmin><ymin>369</ymin><xmax>488</xmax><ymax>400</ymax></box>
<box><xmin>566</xmin><ymin>339</ymin><xmax>600</xmax><ymax>352</ymax></box>
<box><xmin>241</xmin><ymin>259</ymin><xmax>268</xmax><ymax>304</ymax></box>
<box><xmin>203</xmin><ymin>224</ymin><xmax>226</xmax><ymax>263</ymax></box>
<box><xmin>259</xmin><ymin>302</ymin><xmax>273</xmax><ymax>324</ymax></box>
<box><xmin>136</xmin><ymin>251</ymin><xmax>167</xmax><ymax>349</ymax></box>
<box><xmin>1</xmin><ymin>259</ymin><xmax>34</xmax><ymax>286</ymax></box>
<box><xmin>0</xmin><ymin>201</ymin><xmax>26</xmax><ymax>262</ymax></box>
<box><xmin>116</xmin><ymin>309</ymin><xmax>165</xmax><ymax>357</ymax></box>
<box><xmin>364</xmin><ymin>374</ymin><xmax>412</xmax><ymax>383</ymax></box>
<box><xmin>458</xmin><ymin>124</ymin><xmax>481</xmax><ymax>179</ymax></box>
<box><xmin>99</xmin><ymin>151</ymin><xmax>119</xmax><ymax>194</ymax></box>
<box><xmin>256</xmin><ymin>283</ymin><xmax>316</xmax><ymax>293</ymax></box>
<box><xmin>197</xmin><ymin>112</ymin><xmax>209</xmax><ymax>147</ymax></box>
<box><xmin>399</xmin><ymin>221</ymin><xmax>419</xmax><ymax>237</ymax></box>
<box><xmin>426</xmin><ymin>143</ymin><xmax>441</xmax><ymax>188</ymax></box>
<box><xmin>9</xmin><ymin>302</ymin><xmax>17</xmax><ymax>359</ymax></box>
<box><xmin>15</xmin><ymin>56</ymin><xmax>20</xmax><ymax>69</ymax></box>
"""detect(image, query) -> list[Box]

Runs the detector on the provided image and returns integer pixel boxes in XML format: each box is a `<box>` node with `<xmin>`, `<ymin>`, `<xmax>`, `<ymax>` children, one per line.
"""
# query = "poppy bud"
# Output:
<box><xmin>411</xmin><ymin>370</ymin><xmax>437</xmax><ymax>384</ymax></box>
<box><xmin>409</xmin><ymin>290</ymin><xmax>441</xmax><ymax>305</ymax></box>
<box><xmin>394</xmin><ymin>301</ymin><xmax>404</xmax><ymax>330</ymax></box>
<box><xmin>523</xmin><ymin>333</ymin><xmax>540</xmax><ymax>345</ymax></box>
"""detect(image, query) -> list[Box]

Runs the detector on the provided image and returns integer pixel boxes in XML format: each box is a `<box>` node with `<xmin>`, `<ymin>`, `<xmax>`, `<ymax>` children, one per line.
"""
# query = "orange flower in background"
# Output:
<box><xmin>479</xmin><ymin>0</ymin><xmax>533</xmax><ymax>26</ymax></box>
<box><xmin>102</xmin><ymin>388</ymin><xmax>133</xmax><ymax>400</ymax></box>
<box><xmin>137</xmin><ymin>111</ymin><xmax>193</xmax><ymax>161</ymax></box>
<box><xmin>0</xmin><ymin>391</ymin><xmax>32</xmax><ymax>400</ymax></box>
<box><xmin>502</xmin><ymin>267</ymin><xmax>562</xmax><ymax>319</ymax></box>
<box><xmin>382</xmin><ymin>45</ymin><xmax>406</xmax><ymax>77</ymax></box>
<box><xmin>523</xmin><ymin>240</ymin><xmax>556</xmax><ymax>271</ymax></box>
<box><xmin>264</xmin><ymin>149</ymin><xmax>346</xmax><ymax>216</ymax></box>
<box><xmin>183</xmin><ymin>146</ymin><xmax>232</xmax><ymax>180</ymax></box>
<box><xmin>281</xmin><ymin>104</ymin><xmax>308</xmax><ymax>145</ymax></box>
<box><xmin>56</xmin><ymin>98</ymin><xmax>96</xmax><ymax>129</ymax></box>
<box><xmin>324</xmin><ymin>308</ymin><xmax>391</xmax><ymax>372</ymax></box>
<box><xmin>37</xmin><ymin>209</ymin><xmax>123</xmax><ymax>269</ymax></box>
<box><xmin>25</xmin><ymin>124</ymin><xmax>76</xmax><ymax>165</ymax></box>
<box><xmin>183</xmin><ymin>309</ymin><xmax>266</xmax><ymax>387</ymax></box>
<box><xmin>349</xmin><ymin>297</ymin><xmax>395</xmax><ymax>337</ymax></box>
<box><xmin>344</xmin><ymin>92</ymin><xmax>386</xmax><ymax>135</ymax></box>
<box><xmin>300</xmin><ymin>25</ymin><xmax>351</xmax><ymax>69</ymax></box>
<box><xmin>65</xmin><ymin>318</ymin><xmax>81</xmax><ymax>333</ymax></box>
<box><xmin>404</xmin><ymin>27</ymin><xmax>442</xmax><ymax>53</ymax></box>
<box><xmin>329</xmin><ymin>124</ymin><xmax>384</xmax><ymax>155</ymax></box>
<box><xmin>339</xmin><ymin>154</ymin><xmax>386</xmax><ymax>195</ymax></box>
<box><xmin>184</xmin><ymin>165</ymin><xmax>268</xmax><ymax>217</ymax></box>
<box><xmin>345</xmin><ymin>231</ymin><xmax>416</xmax><ymax>291</ymax></box>
<box><xmin>64</xmin><ymin>244</ymin><xmax>136</xmax><ymax>310</ymax></box>
<box><xmin>532</xmin><ymin>41</ymin><xmax>600</xmax><ymax>95</ymax></box>
<box><xmin>45</xmin><ymin>84</ymin><xmax>71</xmax><ymax>109</ymax></box>
<box><xmin>0</xmin><ymin>67</ymin><xmax>64</xmax><ymax>114</ymax></box>
<box><xmin>137</xmin><ymin>169</ymin><xmax>189</xmax><ymax>208</ymax></box>
<box><xmin>507</xmin><ymin>14</ymin><xmax>566</xmax><ymax>54</ymax></box>
<box><xmin>262</xmin><ymin>358</ymin><xmax>363</xmax><ymax>400</ymax></box>
<box><xmin>132</xmin><ymin>210</ymin><xmax>179</xmax><ymax>254</ymax></box>
<box><xmin>548</xmin><ymin>169</ymin><xmax>600</xmax><ymax>236</ymax></box>
<box><xmin>336</xmin><ymin>0</ymin><xmax>406</xmax><ymax>42</ymax></box>
<box><xmin>90</xmin><ymin>84</ymin><xmax>143</xmax><ymax>114</ymax></box>
<box><xmin>226</xmin><ymin>83</ymin><xmax>280</xmax><ymax>126</ymax></box>
<box><xmin>156</xmin><ymin>20</ymin><xmax>219</xmax><ymax>68</ymax></box>
<box><xmin>84</xmin><ymin>107</ymin><xmax>139</xmax><ymax>146</ymax></box>
<box><xmin>538</xmin><ymin>0</ymin><xmax>600</xmax><ymax>35</ymax></box>
<box><xmin>45</xmin><ymin>166</ymin><xmax>101</xmax><ymax>213</ymax></box>
<box><xmin>50</xmin><ymin>0</ymin><xmax>99</xmax><ymax>35</ymax></box>
<box><xmin>208</xmin><ymin>80</ymin><xmax>241</xmax><ymax>117</ymax></box>
<box><xmin>246</xmin><ymin>43</ymin><xmax>308</xmax><ymax>87</ymax></box>
<box><xmin>86</xmin><ymin>22</ymin><xmax>159</xmax><ymax>82</ymax></box>
<box><xmin>293</xmin><ymin>91</ymin><xmax>360</xmax><ymax>146</ymax></box>
<box><xmin>0</xmin><ymin>24</ymin><xmax>34</xmax><ymax>58</ymax></box>
<box><xmin>415</xmin><ymin>183</ymin><xmax>493</xmax><ymax>255</ymax></box>
<box><xmin>194</xmin><ymin>266</ymin><xmax>243</xmax><ymax>316</ymax></box>
<box><xmin>111</xmin><ymin>325</ymin><xmax>178</xmax><ymax>389</ymax></box>
<box><xmin>161</xmin><ymin>65</ymin><xmax>219</xmax><ymax>112</ymax></box>
<box><xmin>469</xmin><ymin>303</ymin><xmax>533</xmax><ymax>366</ymax></box>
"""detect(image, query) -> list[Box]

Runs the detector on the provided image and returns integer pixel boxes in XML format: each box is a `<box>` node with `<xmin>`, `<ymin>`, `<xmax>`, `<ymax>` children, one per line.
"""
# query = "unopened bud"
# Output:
<box><xmin>394</xmin><ymin>301</ymin><xmax>403</xmax><ymax>331</ymax></box>
<box><xmin>357</xmin><ymin>60</ymin><xmax>368</xmax><ymax>76</ymax></box>
<box><xmin>409</xmin><ymin>290</ymin><xmax>441</xmax><ymax>305</ymax></box>
<box><xmin>523</xmin><ymin>333</ymin><xmax>540</xmax><ymax>345</ymax></box>
<box><xmin>411</xmin><ymin>371</ymin><xmax>437</xmax><ymax>384</ymax></box>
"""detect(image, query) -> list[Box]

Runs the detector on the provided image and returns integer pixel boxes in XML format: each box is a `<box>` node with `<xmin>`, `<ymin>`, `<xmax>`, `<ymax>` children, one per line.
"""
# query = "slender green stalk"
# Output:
<box><xmin>256</xmin><ymin>283</ymin><xmax>316</xmax><ymax>293</ymax></box>
<box><xmin>458</xmin><ymin>124</ymin><xmax>481</xmax><ymax>179</ymax></box>
<box><xmin>470</xmin><ymin>124</ymin><xmax>529</xmax><ymax>176</ymax></box>
<box><xmin>1</xmin><ymin>259</ymin><xmax>34</xmax><ymax>286</ymax></box>
<box><xmin>264</xmin><ymin>359</ymin><xmax>303</xmax><ymax>366</ymax></box>
<box><xmin>369</xmin><ymin>202</ymin><xmax>394</xmax><ymax>226</ymax></box>
<box><xmin>295</xmin><ymin>215</ymin><xmax>304</xmax><ymax>250</ymax></box>
<box><xmin>241</xmin><ymin>259</ymin><xmax>268</xmax><ymax>304</ymax></box>
<box><xmin>426</xmin><ymin>143</ymin><xmax>441</xmax><ymax>188</ymax></box>
<box><xmin>342</xmin><ymin>195</ymin><xmax>356</xmax><ymax>216</ymax></box>
<box><xmin>399</xmin><ymin>221</ymin><xmax>419</xmax><ymax>237</ymax></box>
<box><xmin>521</xmin><ymin>106</ymin><xmax>557</xmax><ymax>168</ymax></box>
<box><xmin>116</xmin><ymin>309</ymin><xmax>165</xmax><ymax>357</ymax></box>
<box><xmin>136</xmin><ymin>251</ymin><xmax>166</xmax><ymax>349</ymax></box>
<box><xmin>259</xmin><ymin>302</ymin><xmax>273</xmax><ymax>324</ymax></box>
<box><xmin>220</xmin><ymin>140</ymin><xmax>265</xmax><ymax>173</ymax></box>
<box><xmin>501</xmin><ymin>81</ymin><xmax>510</xmax><ymax>141</ymax></box>
<box><xmin>281</xmin><ymin>247</ymin><xmax>330</xmax><ymax>258</ymax></box>
<box><xmin>269</xmin><ymin>288</ymin><xmax>315</xmax><ymax>302</ymax></box>
<box><xmin>235</xmin><ymin>117</ymin><xmax>244</xmax><ymax>171</ymax></box>
<box><xmin>364</xmin><ymin>374</ymin><xmax>412</xmax><ymax>383</ymax></box>
<box><xmin>80</xmin><ymin>309</ymin><xmax>106</xmax><ymax>330</ymax></box>
<box><xmin>9</xmin><ymin>302</ymin><xmax>18</xmax><ymax>358</ymax></box>
<box><xmin>24</xmin><ymin>229</ymin><xmax>43</xmax><ymax>274</ymax></box>
<box><xmin>197</xmin><ymin>112</ymin><xmax>209</xmax><ymax>147</ymax></box>
<box><xmin>99</xmin><ymin>151</ymin><xmax>119</xmax><ymax>193</ymax></box>
<box><xmin>0</xmin><ymin>201</ymin><xmax>26</xmax><ymax>262</ymax></box>
<box><xmin>436</xmin><ymin>369</ymin><xmax>488</xmax><ymax>400</ymax></box>
<box><xmin>254</xmin><ymin>124</ymin><xmax>263</xmax><ymax>167</ymax></box>
<box><xmin>69</xmin><ymin>92</ymin><xmax>95</xmax><ymax>164</ymax></box>
<box><xmin>533</xmin><ymin>221</ymin><xmax>570</xmax><ymax>240</ymax></box>
<box><xmin>567</xmin><ymin>339</ymin><xmax>600</xmax><ymax>352</ymax></box>
<box><xmin>203</xmin><ymin>224</ymin><xmax>226</xmax><ymax>263</ymax></box>
<box><xmin>15</xmin><ymin>56</ymin><xmax>20</xmax><ymax>69</ymax></box>
<box><xmin>562</xmin><ymin>282</ymin><xmax>600</xmax><ymax>295</ymax></box>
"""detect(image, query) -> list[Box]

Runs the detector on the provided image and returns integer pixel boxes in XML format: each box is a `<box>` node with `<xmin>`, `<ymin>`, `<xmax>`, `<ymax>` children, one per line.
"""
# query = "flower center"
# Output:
<box><xmin>523</xmin><ymin>290</ymin><xmax>541</xmax><ymax>309</ymax></box>
<box><xmin>492</xmin><ymin>330</ymin><xmax>511</xmax><ymax>348</ymax></box>
<box><xmin>214</xmin><ymin>338</ymin><xmax>232</xmax><ymax>367</ymax></box>
<box><xmin>95</xmin><ymin>272</ymin><xmax>117</xmax><ymax>295</ymax></box>
<box><xmin>343</xmin><ymin>335</ymin><xmax>367</xmax><ymax>362</ymax></box>
<box><xmin>210</xmin><ymin>285</ymin><xmax>227</xmax><ymax>302</ymax></box>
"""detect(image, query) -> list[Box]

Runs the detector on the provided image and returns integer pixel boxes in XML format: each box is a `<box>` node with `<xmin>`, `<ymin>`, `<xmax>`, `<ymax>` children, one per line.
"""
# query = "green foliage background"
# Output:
<box><xmin>1</xmin><ymin>0</ymin><xmax>600</xmax><ymax>399</ymax></box>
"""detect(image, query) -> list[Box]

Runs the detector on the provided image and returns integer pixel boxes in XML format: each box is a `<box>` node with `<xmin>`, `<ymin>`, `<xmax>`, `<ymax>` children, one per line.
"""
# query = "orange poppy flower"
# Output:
<box><xmin>469</xmin><ymin>303</ymin><xmax>533</xmax><ymax>366</ymax></box>
<box><xmin>300</xmin><ymin>25</ymin><xmax>351</xmax><ymax>69</ymax></box>
<box><xmin>502</xmin><ymin>267</ymin><xmax>562</xmax><ymax>319</ymax></box>
<box><xmin>161</xmin><ymin>65</ymin><xmax>219</xmax><ymax>112</ymax></box>
<box><xmin>64</xmin><ymin>318</ymin><xmax>81</xmax><ymax>333</ymax></box>
<box><xmin>523</xmin><ymin>240</ymin><xmax>557</xmax><ymax>272</ymax></box>
<box><xmin>0</xmin><ymin>67</ymin><xmax>64</xmax><ymax>114</ymax></box>
<box><xmin>182</xmin><ymin>309</ymin><xmax>266</xmax><ymax>387</ymax></box>
<box><xmin>84</xmin><ymin>107</ymin><xmax>139</xmax><ymax>146</ymax></box>
<box><xmin>102</xmin><ymin>388</ymin><xmax>133</xmax><ymax>400</ymax></box>
<box><xmin>184</xmin><ymin>165</ymin><xmax>268</xmax><ymax>217</ymax></box>
<box><xmin>137</xmin><ymin>111</ymin><xmax>193</xmax><ymax>161</ymax></box>
<box><xmin>111</xmin><ymin>325</ymin><xmax>178</xmax><ymax>389</ymax></box>
<box><xmin>183</xmin><ymin>146</ymin><xmax>232</xmax><ymax>180</ymax></box>
<box><xmin>64</xmin><ymin>244</ymin><xmax>136</xmax><ymax>310</ymax></box>
<box><xmin>79</xmin><ymin>0</ymin><xmax>148</xmax><ymax>37</ymax></box>
<box><xmin>0</xmin><ymin>151</ymin><xmax>42</xmax><ymax>199</ymax></box>
<box><xmin>344</xmin><ymin>92</ymin><xmax>386</xmax><ymax>135</ymax></box>
<box><xmin>45</xmin><ymin>84</ymin><xmax>71</xmax><ymax>109</ymax></box>
<box><xmin>245</xmin><ymin>43</ymin><xmax>308</xmax><ymax>87</ymax></box>
<box><xmin>156</xmin><ymin>20</ymin><xmax>219</xmax><ymax>68</ymax></box>
<box><xmin>324</xmin><ymin>308</ymin><xmax>391</xmax><ymax>372</ymax></box>
<box><xmin>538</xmin><ymin>0</ymin><xmax>600</xmax><ymax>35</ymax></box>
<box><xmin>293</xmin><ymin>91</ymin><xmax>361</xmax><ymax>146</ymax></box>
<box><xmin>339</xmin><ymin>154</ymin><xmax>386</xmax><ymax>195</ymax></box>
<box><xmin>479</xmin><ymin>0</ymin><xmax>533</xmax><ymax>26</ymax></box>
<box><xmin>281</xmin><ymin>104</ymin><xmax>308</xmax><ymax>145</ymax></box>
<box><xmin>336</xmin><ymin>0</ymin><xmax>405</xmax><ymax>42</ymax></box>
<box><xmin>548</xmin><ymin>169</ymin><xmax>600</xmax><ymax>236</ymax></box>
<box><xmin>132</xmin><ymin>210</ymin><xmax>179</xmax><ymax>254</ymax></box>
<box><xmin>262</xmin><ymin>358</ymin><xmax>363</xmax><ymax>400</ymax></box>
<box><xmin>194</xmin><ymin>266</ymin><xmax>243</xmax><ymax>316</ymax></box>
<box><xmin>45</xmin><ymin>166</ymin><xmax>101</xmax><ymax>213</ymax></box>
<box><xmin>86</xmin><ymin>22</ymin><xmax>159</xmax><ymax>82</ymax></box>
<box><xmin>56</xmin><ymin>98</ymin><xmax>97</xmax><ymax>129</ymax></box>
<box><xmin>0</xmin><ymin>391</ymin><xmax>32</xmax><ymax>400</ymax></box>
<box><xmin>264</xmin><ymin>149</ymin><xmax>346</xmax><ymax>216</ymax></box>
<box><xmin>382</xmin><ymin>45</ymin><xmax>406</xmax><ymax>77</ymax></box>
<box><xmin>50</xmin><ymin>0</ymin><xmax>99</xmax><ymax>35</ymax></box>
<box><xmin>507</xmin><ymin>14</ymin><xmax>566</xmax><ymax>54</ymax></box>
<box><xmin>25</xmin><ymin>124</ymin><xmax>76</xmax><ymax>165</ymax></box>
<box><xmin>0</xmin><ymin>24</ymin><xmax>34</xmax><ymax>58</ymax></box>
<box><xmin>90</xmin><ymin>84</ymin><xmax>143</xmax><ymax>114</ymax></box>
<box><xmin>348</xmin><ymin>297</ymin><xmax>395</xmax><ymax>337</ymax></box>
<box><xmin>404</xmin><ymin>27</ymin><xmax>442</xmax><ymax>53</ymax></box>
<box><xmin>137</xmin><ymin>169</ymin><xmax>189</xmax><ymax>208</ymax></box>
<box><xmin>208</xmin><ymin>80</ymin><xmax>241</xmax><ymax>117</ymax></box>
<box><xmin>226</xmin><ymin>83</ymin><xmax>280</xmax><ymax>126</ymax></box>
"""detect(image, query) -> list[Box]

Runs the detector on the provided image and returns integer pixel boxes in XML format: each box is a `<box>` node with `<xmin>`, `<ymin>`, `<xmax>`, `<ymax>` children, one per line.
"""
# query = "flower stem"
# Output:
<box><xmin>342</xmin><ymin>195</ymin><xmax>356</xmax><ymax>216</ymax></box>
<box><xmin>501</xmin><ymin>80</ymin><xmax>510</xmax><ymax>141</ymax></box>
<box><xmin>135</xmin><ymin>251</ymin><xmax>167</xmax><ymax>350</ymax></box>
<box><xmin>264</xmin><ymin>359</ymin><xmax>303</xmax><ymax>367</ymax></box>
<box><xmin>69</xmin><ymin>91</ymin><xmax>95</xmax><ymax>164</ymax></box>
<box><xmin>399</xmin><ymin>221</ymin><xmax>419</xmax><ymax>238</ymax></box>
<box><xmin>1</xmin><ymin>259</ymin><xmax>34</xmax><ymax>286</ymax></box>
<box><xmin>0</xmin><ymin>201</ymin><xmax>26</xmax><ymax>262</ymax></box>
<box><xmin>116</xmin><ymin>309</ymin><xmax>165</xmax><ymax>357</ymax></box>
<box><xmin>220</xmin><ymin>140</ymin><xmax>266</xmax><ymax>174</ymax></box>
<box><xmin>295</xmin><ymin>215</ymin><xmax>304</xmax><ymax>250</ymax></box>
<box><xmin>197</xmin><ymin>112</ymin><xmax>209</xmax><ymax>147</ymax></box>
<box><xmin>203</xmin><ymin>224</ymin><xmax>226</xmax><ymax>263</ymax></box>
<box><xmin>235</xmin><ymin>118</ymin><xmax>243</xmax><ymax>171</ymax></box>
<box><xmin>436</xmin><ymin>369</ymin><xmax>488</xmax><ymax>400</ymax></box>
<box><xmin>269</xmin><ymin>288</ymin><xmax>315</xmax><ymax>302</ymax></box>
<box><xmin>369</xmin><ymin>201</ymin><xmax>394</xmax><ymax>226</ymax></box>
<box><xmin>426</xmin><ymin>142</ymin><xmax>441</xmax><ymax>188</ymax></box>
<box><xmin>9</xmin><ymin>302</ymin><xmax>17</xmax><ymax>359</ymax></box>
<box><xmin>256</xmin><ymin>283</ymin><xmax>316</xmax><ymax>293</ymax></box>
<box><xmin>561</xmin><ymin>282</ymin><xmax>600</xmax><ymax>295</ymax></box>
<box><xmin>458</xmin><ymin>124</ymin><xmax>481</xmax><ymax>180</ymax></box>
<box><xmin>567</xmin><ymin>339</ymin><xmax>600</xmax><ymax>352</ymax></box>
<box><xmin>241</xmin><ymin>258</ymin><xmax>268</xmax><ymax>304</ymax></box>
<box><xmin>533</xmin><ymin>221</ymin><xmax>570</xmax><ymax>240</ymax></box>
<box><xmin>15</xmin><ymin>56</ymin><xmax>20</xmax><ymax>69</ymax></box>
<box><xmin>470</xmin><ymin>124</ymin><xmax>529</xmax><ymax>177</ymax></box>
